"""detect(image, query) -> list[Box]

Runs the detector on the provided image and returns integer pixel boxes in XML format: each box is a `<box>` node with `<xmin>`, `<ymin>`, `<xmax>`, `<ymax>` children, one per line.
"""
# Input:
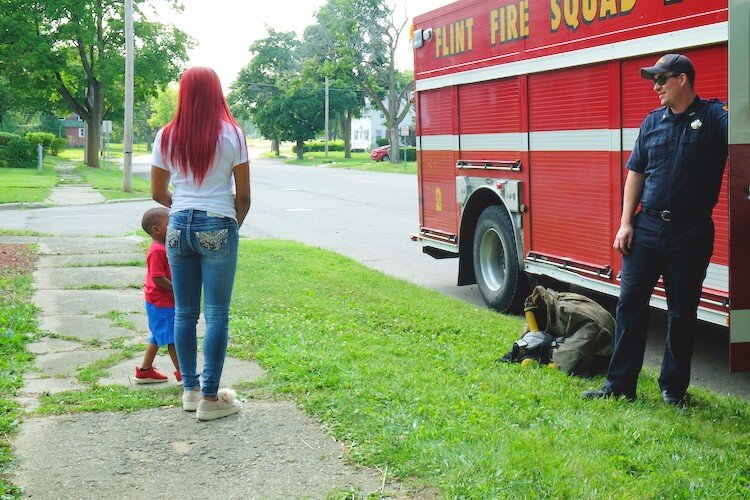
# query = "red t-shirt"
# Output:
<box><xmin>145</xmin><ymin>241</ymin><xmax>174</xmax><ymax>307</ymax></box>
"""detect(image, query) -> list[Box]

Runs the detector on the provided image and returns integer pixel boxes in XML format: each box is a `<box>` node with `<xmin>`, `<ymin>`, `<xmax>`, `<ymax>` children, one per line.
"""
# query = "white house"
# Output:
<box><xmin>351</xmin><ymin>98</ymin><xmax>415</xmax><ymax>151</ymax></box>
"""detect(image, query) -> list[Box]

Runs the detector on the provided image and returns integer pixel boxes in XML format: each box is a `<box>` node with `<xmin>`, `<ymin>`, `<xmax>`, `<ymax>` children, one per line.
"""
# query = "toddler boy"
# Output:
<box><xmin>135</xmin><ymin>207</ymin><xmax>180</xmax><ymax>383</ymax></box>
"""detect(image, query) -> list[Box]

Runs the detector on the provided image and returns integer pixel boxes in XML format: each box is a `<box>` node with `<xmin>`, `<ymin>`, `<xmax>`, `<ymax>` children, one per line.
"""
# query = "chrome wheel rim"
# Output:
<box><xmin>479</xmin><ymin>228</ymin><xmax>506</xmax><ymax>292</ymax></box>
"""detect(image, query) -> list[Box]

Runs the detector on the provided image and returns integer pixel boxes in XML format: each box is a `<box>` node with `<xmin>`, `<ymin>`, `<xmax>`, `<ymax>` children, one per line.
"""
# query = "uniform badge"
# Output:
<box><xmin>691</xmin><ymin>119</ymin><xmax>702</xmax><ymax>130</ymax></box>
<box><xmin>723</xmin><ymin>104</ymin><xmax>728</xmax><ymax>111</ymax></box>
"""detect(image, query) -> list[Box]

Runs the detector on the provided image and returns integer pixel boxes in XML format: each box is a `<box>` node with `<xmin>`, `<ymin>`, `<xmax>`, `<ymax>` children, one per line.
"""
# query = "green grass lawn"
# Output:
<box><xmin>0</xmin><ymin>159</ymin><xmax>58</xmax><ymax>203</ymax></box>
<box><xmin>266</xmin><ymin>150</ymin><xmax>417</xmax><ymax>175</ymax></box>
<box><xmin>0</xmin><ymin>247</ymin><xmax>37</xmax><ymax>497</ymax></box>
<box><xmin>229</xmin><ymin>239</ymin><xmax>750</xmax><ymax>497</ymax></box>
<box><xmin>59</xmin><ymin>144</ymin><xmax>149</xmax><ymax>161</ymax></box>
<box><xmin>75</xmin><ymin>163</ymin><xmax>151</xmax><ymax>200</ymax></box>
<box><xmin>57</xmin><ymin>148</ymin><xmax>84</xmax><ymax>162</ymax></box>
<box><xmin>105</xmin><ymin>143</ymin><xmax>149</xmax><ymax>158</ymax></box>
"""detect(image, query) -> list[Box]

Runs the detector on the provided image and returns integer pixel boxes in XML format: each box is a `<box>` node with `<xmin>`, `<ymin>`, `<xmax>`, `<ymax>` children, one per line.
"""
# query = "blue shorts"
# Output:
<box><xmin>145</xmin><ymin>302</ymin><xmax>175</xmax><ymax>347</ymax></box>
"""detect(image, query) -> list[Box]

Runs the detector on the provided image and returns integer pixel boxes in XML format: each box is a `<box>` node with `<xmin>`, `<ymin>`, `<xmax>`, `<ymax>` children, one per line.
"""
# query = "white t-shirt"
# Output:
<box><xmin>152</xmin><ymin>122</ymin><xmax>248</xmax><ymax>220</ymax></box>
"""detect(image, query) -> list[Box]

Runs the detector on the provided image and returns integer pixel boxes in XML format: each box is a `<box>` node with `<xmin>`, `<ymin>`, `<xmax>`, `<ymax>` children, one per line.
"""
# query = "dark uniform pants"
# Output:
<box><xmin>605</xmin><ymin>212</ymin><xmax>713</xmax><ymax>397</ymax></box>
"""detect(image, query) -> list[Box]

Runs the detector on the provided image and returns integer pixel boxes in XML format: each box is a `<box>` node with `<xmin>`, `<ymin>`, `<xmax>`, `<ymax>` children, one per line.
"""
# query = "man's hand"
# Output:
<box><xmin>613</xmin><ymin>223</ymin><xmax>634</xmax><ymax>255</ymax></box>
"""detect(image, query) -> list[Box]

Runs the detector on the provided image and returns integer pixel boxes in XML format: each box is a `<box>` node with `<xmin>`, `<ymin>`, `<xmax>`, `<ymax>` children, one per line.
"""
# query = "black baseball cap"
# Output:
<box><xmin>640</xmin><ymin>54</ymin><xmax>695</xmax><ymax>80</ymax></box>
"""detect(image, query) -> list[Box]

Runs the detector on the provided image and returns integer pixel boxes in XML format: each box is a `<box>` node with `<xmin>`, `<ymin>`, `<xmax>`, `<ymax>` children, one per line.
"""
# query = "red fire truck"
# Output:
<box><xmin>411</xmin><ymin>0</ymin><xmax>750</xmax><ymax>370</ymax></box>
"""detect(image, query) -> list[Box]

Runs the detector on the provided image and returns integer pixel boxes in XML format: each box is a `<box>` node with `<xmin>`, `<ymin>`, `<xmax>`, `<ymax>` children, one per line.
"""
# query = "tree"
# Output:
<box><xmin>313</xmin><ymin>0</ymin><xmax>414</xmax><ymax>162</ymax></box>
<box><xmin>300</xmin><ymin>21</ymin><xmax>363</xmax><ymax>158</ymax></box>
<box><xmin>229</xmin><ymin>28</ymin><xmax>325</xmax><ymax>159</ymax></box>
<box><xmin>0</xmin><ymin>0</ymin><xmax>191</xmax><ymax>167</ymax></box>
<box><xmin>229</xmin><ymin>28</ymin><xmax>299</xmax><ymax>156</ymax></box>
<box><xmin>255</xmin><ymin>82</ymin><xmax>325</xmax><ymax>158</ymax></box>
<box><xmin>147</xmin><ymin>85</ymin><xmax>178</xmax><ymax>130</ymax></box>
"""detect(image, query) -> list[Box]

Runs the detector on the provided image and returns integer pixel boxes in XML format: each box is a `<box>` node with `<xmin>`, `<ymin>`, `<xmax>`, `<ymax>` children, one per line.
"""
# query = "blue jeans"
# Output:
<box><xmin>166</xmin><ymin>209</ymin><xmax>238</xmax><ymax>398</ymax></box>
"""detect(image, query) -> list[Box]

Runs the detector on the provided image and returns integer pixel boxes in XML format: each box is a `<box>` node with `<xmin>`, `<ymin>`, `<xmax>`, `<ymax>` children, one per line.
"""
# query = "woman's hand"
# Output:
<box><xmin>233</xmin><ymin>162</ymin><xmax>251</xmax><ymax>227</ymax></box>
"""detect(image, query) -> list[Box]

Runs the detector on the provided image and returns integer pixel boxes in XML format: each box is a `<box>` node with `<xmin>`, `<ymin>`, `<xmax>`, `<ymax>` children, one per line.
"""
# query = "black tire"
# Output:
<box><xmin>473</xmin><ymin>205</ymin><xmax>526</xmax><ymax>313</ymax></box>
<box><xmin>382</xmin><ymin>154</ymin><xmax>390</xmax><ymax>162</ymax></box>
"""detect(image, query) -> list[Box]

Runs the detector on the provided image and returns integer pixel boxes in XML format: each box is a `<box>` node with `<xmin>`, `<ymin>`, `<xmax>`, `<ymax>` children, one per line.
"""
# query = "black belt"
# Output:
<box><xmin>640</xmin><ymin>206</ymin><xmax>711</xmax><ymax>222</ymax></box>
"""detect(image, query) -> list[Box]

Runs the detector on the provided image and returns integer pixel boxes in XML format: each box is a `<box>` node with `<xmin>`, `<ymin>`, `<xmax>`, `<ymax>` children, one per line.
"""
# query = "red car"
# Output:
<box><xmin>370</xmin><ymin>144</ymin><xmax>391</xmax><ymax>161</ymax></box>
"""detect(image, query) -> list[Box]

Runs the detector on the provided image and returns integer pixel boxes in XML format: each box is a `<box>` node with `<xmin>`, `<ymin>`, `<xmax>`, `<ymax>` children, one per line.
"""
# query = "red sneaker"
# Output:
<box><xmin>134</xmin><ymin>366</ymin><xmax>168</xmax><ymax>384</ymax></box>
<box><xmin>174</xmin><ymin>370</ymin><xmax>182</xmax><ymax>382</ymax></box>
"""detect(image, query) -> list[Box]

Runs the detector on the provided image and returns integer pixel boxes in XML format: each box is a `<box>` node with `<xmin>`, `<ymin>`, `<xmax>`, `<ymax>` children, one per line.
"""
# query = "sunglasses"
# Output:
<box><xmin>652</xmin><ymin>73</ymin><xmax>680</xmax><ymax>85</ymax></box>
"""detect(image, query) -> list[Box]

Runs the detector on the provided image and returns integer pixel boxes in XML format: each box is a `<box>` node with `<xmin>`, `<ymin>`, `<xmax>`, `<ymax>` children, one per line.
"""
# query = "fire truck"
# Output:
<box><xmin>411</xmin><ymin>0</ymin><xmax>750</xmax><ymax>371</ymax></box>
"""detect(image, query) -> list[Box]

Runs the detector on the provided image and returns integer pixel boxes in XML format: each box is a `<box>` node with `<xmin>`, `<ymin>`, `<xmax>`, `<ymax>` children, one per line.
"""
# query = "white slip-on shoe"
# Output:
<box><xmin>182</xmin><ymin>389</ymin><xmax>201</xmax><ymax>411</ymax></box>
<box><xmin>196</xmin><ymin>388</ymin><xmax>241</xmax><ymax>421</ymax></box>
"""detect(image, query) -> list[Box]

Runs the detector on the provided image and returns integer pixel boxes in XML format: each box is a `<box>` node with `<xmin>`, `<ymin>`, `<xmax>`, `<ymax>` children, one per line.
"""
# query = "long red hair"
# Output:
<box><xmin>161</xmin><ymin>67</ymin><xmax>242</xmax><ymax>185</ymax></box>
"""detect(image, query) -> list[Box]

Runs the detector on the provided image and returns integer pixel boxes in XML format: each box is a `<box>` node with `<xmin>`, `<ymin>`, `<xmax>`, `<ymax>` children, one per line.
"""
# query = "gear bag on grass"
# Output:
<box><xmin>502</xmin><ymin>285</ymin><xmax>614</xmax><ymax>375</ymax></box>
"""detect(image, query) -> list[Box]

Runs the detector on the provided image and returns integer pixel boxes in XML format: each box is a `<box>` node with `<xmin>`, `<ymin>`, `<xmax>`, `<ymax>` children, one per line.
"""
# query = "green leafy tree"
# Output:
<box><xmin>0</xmin><ymin>79</ymin><xmax>13</xmax><ymax>126</ymax></box>
<box><xmin>147</xmin><ymin>85</ymin><xmax>178</xmax><ymax>130</ymax></box>
<box><xmin>133</xmin><ymin>99</ymin><xmax>154</xmax><ymax>147</ymax></box>
<box><xmin>300</xmin><ymin>21</ymin><xmax>363</xmax><ymax>158</ymax></box>
<box><xmin>256</xmin><ymin>82</ymin><xmax>325</xmax><ymax>158</ymax></box>
<box><xmin>0</xmin><ymin>0</ymin><xmax>192</xmax><ymax>167</ymax></box>
<box><xmin>229</xmin><ymin>29</ymin><xmax>299</xmax><ymax>155</ymax></box>
<box><xmin>229</xmin><ymin>28</ymin><xmax>325</xmax><ymax>159</ymax></box>
<box><xmin>313</xmin><ymin>0</ymin><xmax>414</xmax><ymax>162</ymax></box>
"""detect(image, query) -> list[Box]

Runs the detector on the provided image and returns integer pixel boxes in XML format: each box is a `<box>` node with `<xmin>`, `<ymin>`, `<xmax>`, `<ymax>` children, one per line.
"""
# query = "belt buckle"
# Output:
<box><xmin>660</xmin><ymin>210</ymin><xmax>673</xmax><ymax>222</ymax></box>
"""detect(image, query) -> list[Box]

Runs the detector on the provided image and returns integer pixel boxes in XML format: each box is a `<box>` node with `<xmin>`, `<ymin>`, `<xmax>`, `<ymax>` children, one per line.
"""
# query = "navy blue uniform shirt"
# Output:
<box><xmin>627</xmin><ymin>96</ymin><xmax>728</xmax><ymax>214</ymax></box>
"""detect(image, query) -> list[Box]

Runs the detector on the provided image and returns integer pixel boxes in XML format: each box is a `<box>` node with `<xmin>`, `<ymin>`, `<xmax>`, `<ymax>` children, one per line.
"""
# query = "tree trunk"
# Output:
<box><xmin>389</xmin><ymin>83</ymin><xmax>399</xmax><ymax>163</ymax></box>
<box><xmin>390</xmin><ymin>127</ymin><xmax>400</xmax><ymax>164</ymax></box>
<box><xmin>340</xmin><ymin>111</ymin><xmax>352</xmax><ymax>159</ymax></box>
<box><xmin>296</xmin><ymin>138</ymin><xmax>304</xmax><ymax>160</ymax></box>
<box><xmin>271</xmin><ymin>139</ymin><xmax>280</xmax><ymax>156</ymax></box>
<box><xmin>84</xmin><ymin>84</ymin><xmax>104</xmax><ymax>168</ymax></box>
<box><xmin>84</xmin><ymin>118</ymin><xmax>102</xmax><ymax>168</ymax></box>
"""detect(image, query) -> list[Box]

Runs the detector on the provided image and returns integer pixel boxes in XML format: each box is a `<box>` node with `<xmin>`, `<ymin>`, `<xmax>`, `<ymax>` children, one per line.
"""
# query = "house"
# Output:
<box><xmin>59</xmin><ymin>114</ymin><xmax>86</xmax><ymax>147</ymax></box>
<box><xmin>351</xmin><ymin>99</ymin><xmax>415</xmax><ymax>151</ymax></box>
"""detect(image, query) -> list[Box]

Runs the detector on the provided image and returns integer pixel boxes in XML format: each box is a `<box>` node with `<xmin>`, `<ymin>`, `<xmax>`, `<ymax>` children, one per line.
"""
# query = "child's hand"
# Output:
<box><xmin>153</xmin><ymin>276</ymin><xmax>173</xmax><ymax>293</ymax></box>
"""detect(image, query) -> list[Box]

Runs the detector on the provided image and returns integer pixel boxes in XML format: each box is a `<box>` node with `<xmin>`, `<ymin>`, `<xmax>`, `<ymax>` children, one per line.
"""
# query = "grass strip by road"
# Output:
<box><xmin>75</xmin><ymin>163</ymin><xmax>151</xmax><ymax>200</ymax></box>
<box><xmin>104</xmin><ymin>143</ymin><xmax>149</xmax><ymax>158</ymax></box>
<box><xmin>0</xmin><ymin>246</ymin><xmax>37</xmax><ymax>497</ymax></box>
<box><xmin>229</xmin><ymin>239</ymin><xmax>750</xmax><ymax>498</ymax></box>
<box><xmin>266</xmin><ymin>151</ymin><xmax>417</xmax><ymax>175</ymax></box>
<box><xmin>58</xmin><ymin>143</ymin><xmax>149</xmax><ymax>161</ymax></box>
<box><xmin>0</xmin><ymin>159</ymin><xmax>58</xmax><ymax>204</ymax></box>
<box><xmin>0</xmin><ymin>230</ymin><xmax>53</xmax><ymax>237</ymax></box>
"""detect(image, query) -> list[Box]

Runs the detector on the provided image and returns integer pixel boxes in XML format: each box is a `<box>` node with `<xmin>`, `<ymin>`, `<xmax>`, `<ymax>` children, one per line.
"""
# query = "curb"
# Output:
<box><xmin>104</xmin><ymin>197</ymin><xmax>152</xmax><ymax>204</ymax></box>
<box><xmin>0</xmin><ymin>202</ymin><xmax>50</xmax><ymax>211</ymax></box>
<box><xmin>0</xmin><ymin>198</ymin><xmax>153</xmax><ymax>210</ymax></box>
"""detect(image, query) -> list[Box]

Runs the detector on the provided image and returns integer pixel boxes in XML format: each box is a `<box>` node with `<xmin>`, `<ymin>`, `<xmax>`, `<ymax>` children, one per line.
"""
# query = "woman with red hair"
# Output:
<box><xmin>151</xmin><ymin>67</ymin><xmax>250</xmax><ymax>421</ymax></box>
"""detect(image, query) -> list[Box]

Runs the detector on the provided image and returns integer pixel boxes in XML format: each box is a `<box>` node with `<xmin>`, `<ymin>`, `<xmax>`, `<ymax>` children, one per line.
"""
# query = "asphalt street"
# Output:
<box><xmin>3</xmin><ymin>153</ymin><xmax>748</xmax><ymax>398</ymax></box>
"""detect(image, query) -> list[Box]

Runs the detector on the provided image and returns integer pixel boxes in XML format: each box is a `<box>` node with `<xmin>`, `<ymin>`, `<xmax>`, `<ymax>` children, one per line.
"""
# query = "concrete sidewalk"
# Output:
<box><xmin>7</xmin><ymin>234</ymin><xmax>405</xmax><ymax>498</ymax></box>
<box><xmin>45</xmin><ymin>162</ymin><xmax>106</xmax><ymax>205</ymax></box>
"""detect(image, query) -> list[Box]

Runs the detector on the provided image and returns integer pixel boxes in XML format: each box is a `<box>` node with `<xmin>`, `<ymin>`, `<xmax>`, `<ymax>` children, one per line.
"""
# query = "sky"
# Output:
<box><xmin>149</xmin><ymin>0</ymin><xmax>454</xmax><ymax>91</ymax></box>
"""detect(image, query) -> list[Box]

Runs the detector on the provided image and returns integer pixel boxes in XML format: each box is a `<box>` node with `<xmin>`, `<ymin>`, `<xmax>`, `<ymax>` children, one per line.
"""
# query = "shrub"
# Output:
<box><xmin>25</xmin><ymin>132</ymin><xmax>57</xmax><ymax>153</ymax></box>
<box><xmin>375</xmin><ymin>137</ymin><xmax>389</xmax><ymax>147</ymax></box>
<box><xmin>51</xmin><ymin>137</ymin><xmax>68</xmax><ymax>155</ymax></box>
<box><xmin>4</xmin><ymin>137</ymin><xmax>36</xmax><ymax>168</ymax></box>
<box><xmin>0</xmin><ymin>132</ymin><xmax>21</xmax><ymax>147</ymax></box>
<box><xmin>292</xmin><ymin>140</ymin><xmax>346</xmax><ymax>153</ymax></box>
<box><xmin>389</xmin><ymin>146</ymin><xmax>416</xmax><ymax>161</ymax></box>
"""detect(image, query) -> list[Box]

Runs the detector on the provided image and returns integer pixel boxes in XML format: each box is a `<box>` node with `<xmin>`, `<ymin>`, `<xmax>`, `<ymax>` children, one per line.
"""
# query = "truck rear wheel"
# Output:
<box><xmin>473</xmin><ymin>205</ymin><xmax>525</xmax><ymax>313</ymax></box>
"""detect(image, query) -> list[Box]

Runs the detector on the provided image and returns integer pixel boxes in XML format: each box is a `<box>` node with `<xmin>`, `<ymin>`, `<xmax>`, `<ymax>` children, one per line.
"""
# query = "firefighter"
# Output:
<box><xmin>583</xmin><ymin>54</ymin><xmax>728</xmax><ymax>406</ymax></box>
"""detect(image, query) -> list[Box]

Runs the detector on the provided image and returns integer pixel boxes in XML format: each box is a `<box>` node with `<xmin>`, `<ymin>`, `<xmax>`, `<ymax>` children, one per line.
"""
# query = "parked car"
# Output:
<box><xmin>370</xmin><ymin>144</ymin><xmax>391</xmax><ymax>161</ymax></box>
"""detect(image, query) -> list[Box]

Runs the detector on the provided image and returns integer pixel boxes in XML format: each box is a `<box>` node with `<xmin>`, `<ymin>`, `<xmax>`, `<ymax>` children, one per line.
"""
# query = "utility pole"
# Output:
<box><xmin>123</xmin><ymin>0</ymin><xmax>134</xmax><ymax>192</ymax></box>
<box><xmin>324</xmin><ymin>77</ymin><xmax>329</xmax><ymax>158</ymax></box>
